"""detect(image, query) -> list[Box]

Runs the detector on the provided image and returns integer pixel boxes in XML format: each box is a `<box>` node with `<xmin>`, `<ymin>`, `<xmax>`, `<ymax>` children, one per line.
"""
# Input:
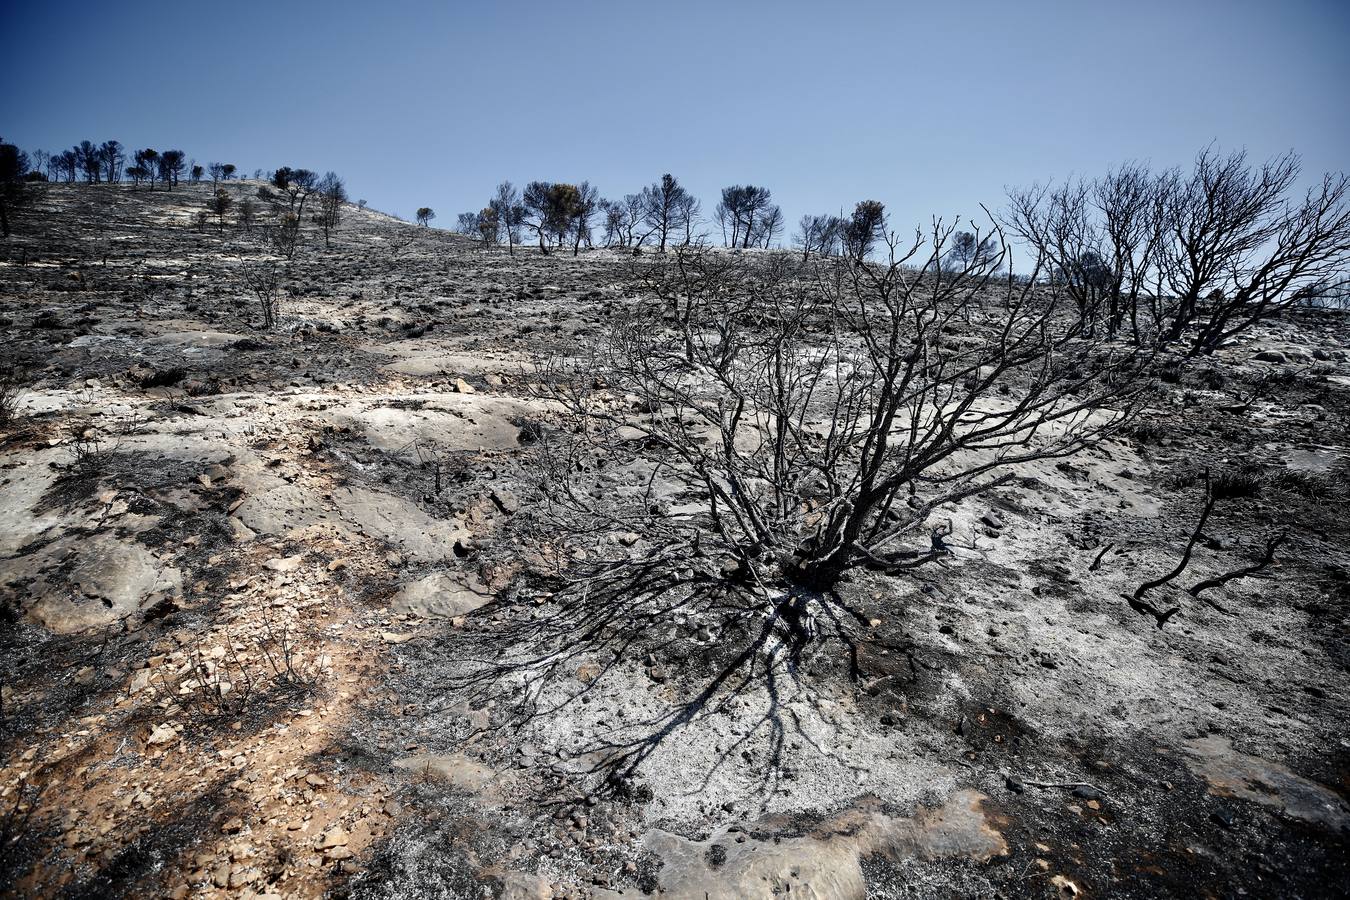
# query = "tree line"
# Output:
<box><xmin>443</xmin><ymin>174</ymin><xmax>1013</xmax><ymax>274</ymax></box>
<box><xmin>2</xmin><ymin>135</ymin><xmax>1346</xmax><ymax>352</ymax></box>
<box><xmin>437</xmin><ymin>149</ymin><xmax>1348</xmax><ymax>355</ymax></box>
<box><xmin>450</xmin><ymin>176</ymin><xmax>775</xmax><ymax>256</ymax></box>
<box><xmin>13</xmin><ymin>138</ymin><xmax>254</xmax><ymax>192</ymax></box>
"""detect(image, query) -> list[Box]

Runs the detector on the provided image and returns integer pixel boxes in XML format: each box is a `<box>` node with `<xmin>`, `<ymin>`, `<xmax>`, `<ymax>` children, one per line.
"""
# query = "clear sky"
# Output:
<box><xmin>5</xmin><ymin>0</ymin><xmax>1348</xmax><ymax>246</ymax></box>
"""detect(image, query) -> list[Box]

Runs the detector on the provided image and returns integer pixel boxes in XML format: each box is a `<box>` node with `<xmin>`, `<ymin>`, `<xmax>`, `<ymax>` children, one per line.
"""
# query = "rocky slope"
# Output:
<box><xmin>1</xmin><ymin>182</ymin><xmax>1347</xmax><ymax>899</ymax></box>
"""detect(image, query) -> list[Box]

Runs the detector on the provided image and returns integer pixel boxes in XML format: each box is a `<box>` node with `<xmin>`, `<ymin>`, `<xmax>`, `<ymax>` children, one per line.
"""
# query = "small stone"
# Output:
<box><xmin>265</xmin><ymin>555</ymin><xmax>304</xmax><ymax>573</ymax></box>
<box><xmin>228</xmin><ymin>517</ymin><xmax>256</xmax><ymax>543</ymax></box>
<box><xmin>221</xmin><ymin>817</ymin><xmax>244</xmax><ymax>834</ymax></box>
<box><xmin>1005</xmin><ymin>774</ymin><xmax>1026</xmax><ymax>794</ymax></box>
<box><xmin>1071</xmin><ymin>785</ymin><xmax>1104</xmax><ymax>801</ymax></box>
<box><xmin>317</xmin><ymin>827</ymin><xmax>348</xmax><ymax>849</ymax></box>
<box><xmin>148</xmin><ymin>724</ymin><xmax>178</xmax><ymax>745</ymax></box>
<box><xmin>490</xmin><ymin>489</ymin><xmax>519</xmax><ymax>514</ymax></box>
<box><xmin>229</xmin><ymin>866</ymin><xmax>259</xmax><ymax>888</ymax></box>
<box><xmin>453</xmin><ymin>378</ymin><xmax>475</xmax><ymax>394</ymax></box>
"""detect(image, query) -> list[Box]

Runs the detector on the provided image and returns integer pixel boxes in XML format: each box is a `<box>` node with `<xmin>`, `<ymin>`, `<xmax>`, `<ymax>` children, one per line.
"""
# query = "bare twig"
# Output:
<box><xmin>1187</xmin><ymin>531</ymin><xmax>1286</xmax><ymax>597</ymax></box>
<box><xmin>1130</xmin><ymin>470</ymin><xmax>1214</xmax><ymax>626</ymax></box>
<box><xmin>1089</xmin><ymin>543</ymin><xmax>1114</xmax><ymax>572</ymax></box>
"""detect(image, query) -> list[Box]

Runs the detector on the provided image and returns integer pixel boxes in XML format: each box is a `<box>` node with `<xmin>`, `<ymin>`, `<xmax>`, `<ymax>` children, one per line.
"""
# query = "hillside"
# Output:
<box><xmin>1</xmin><ymin>182</ymin><xmax>1347</xmax><ymax>899</ymax></box>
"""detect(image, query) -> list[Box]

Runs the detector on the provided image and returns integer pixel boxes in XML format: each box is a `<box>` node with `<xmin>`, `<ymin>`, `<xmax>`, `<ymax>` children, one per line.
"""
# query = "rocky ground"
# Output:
<box><xmin>0</xmin><ymin>182</ymin><xmax>1347</xmax><ymax>899</ymax></box>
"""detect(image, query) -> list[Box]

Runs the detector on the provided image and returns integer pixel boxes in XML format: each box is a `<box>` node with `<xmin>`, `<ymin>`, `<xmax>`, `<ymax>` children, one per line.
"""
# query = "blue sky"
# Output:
<box><xmin>5</xmin><ymin>0</ymin><xmax>1348</xmax><ymax>248</ymax></box>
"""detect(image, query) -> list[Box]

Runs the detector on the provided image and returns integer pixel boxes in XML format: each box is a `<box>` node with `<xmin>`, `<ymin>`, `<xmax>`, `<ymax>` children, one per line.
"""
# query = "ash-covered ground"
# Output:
<box><xmin>1</xmin><ymin>182</ymin><xmax>1347</xmax><ymax>899</ymax></box>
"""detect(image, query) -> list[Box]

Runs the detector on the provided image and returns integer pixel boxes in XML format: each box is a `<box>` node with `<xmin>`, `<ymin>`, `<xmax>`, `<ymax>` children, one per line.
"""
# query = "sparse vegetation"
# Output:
<box><xmin>0</xmin><ymin>120</ymin><xmax>1345</xmax><ymax>900</ymax></box>
<box><xmin>0</xmin><ymin>363</ymin><xmax>26</xmax><ymax>430</ymax></box>
<box><xmin>236</xmin><ymin>257</ymin><xmax>284</xmax><ymax>329</ymax></box>
<box><xmin>1006</xmin><ymin>148</ymin><xmax>1350</xmax><ymax>353</ymax></box>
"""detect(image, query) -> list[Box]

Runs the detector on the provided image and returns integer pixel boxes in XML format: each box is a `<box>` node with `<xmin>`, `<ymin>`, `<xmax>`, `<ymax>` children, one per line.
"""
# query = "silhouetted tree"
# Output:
<box><xmin>159</xmin><ymin>150</ymin><xmax>186</xmax><ymax>189</ymax></box>
<box><xmin>1005</xmin><ymin>147</ymin><xmax>1350</xmax><ymax>350</ymax></box>
<box><xmin>945</xmin><ymin>229</ymin><xmax>999</xmax><ymax>272</ymax></box>
<box><xmin>756</xmin><ymin>204</ymin><xmax>784</xmax><ymax>248</ymax></box>
<box><xmin>794</xmin><ymin>214</ymin><xmax>845</xmax><ymax>259</ymax></box>
<box><xmin>76</xmin><ymin>141</ymin><xmax>101</xmax><ymax>183</ymax></box>
<box><xmin>478</xmin><ymin>205</ymin><xmax>500</xmax><ymax>248</ymax></box>
<box><xmin>600</xmin><ymin>199</ymin><xmax>625</xmax><ymax>248</ymax></box>
<box><xmin>675</xmin><ymin>192</ymin><xmax>700</xmax><ymax>246</ymax></box>
<box><xmin>221</xmin><ymin>164</ymin><xmax>236</xmax><ymax>180</ymax></box>
<box><xmin>271</xmin><ymin>167</ymin><xmax>319</xmax><ymax>219</ymax></box>
<box><xmin>99</xmin><ymin>140</ymin><xmax>123</xmax><ymax>182</ymax></box>
<box><xmin>30</xmin><ymin>150</ymin><xmax>50</xmax><ymax>181</ymax></box>
<box><xmin>603</xmin><ymin>193</ymin><xmax>645</xmax><ymax>248</ymax></box>
<box><xmin>716</xmin><ymin>185</ymin><xmax>775</xmax><ymax>248</ymax></box>
<box><xmin>1092</xmin><ymin>163</ymin><xmax>1168</xmax><ymax>341</ymax></box>
<box><xmin>313</xmin><ymin>171</ymin><xmax>346</xmax><ymax>249</ymax></box>
<box><xmin>523</xmin><ymin>182</ymin><xmax>581</xmax><ymax>254</ymax></box>
<box><xmin>842</xmin><ymin>200</ymin><xmax>886</xmax><ymax>259</ymax></box>
<box><xmin>208</xmin><ymin>162</ymin><xmax>225</xmax><ymax>184</ymax></box>
<box><xmin>134</xmin><ymin>149</ymin><xmax>159</xmax><ymax>189</ymax></box>
<box><xmin>455</xmin><ymin>211</ymin><xmax>479</xmax><ymax>235</ymax></box>
<box><xmin>0</xmin><ymin>139</ymin><xmax>30</xmax><ymax>237</ymax></box>
<box><xmin>490</xmin><ymin>181</ymin><xmax>526</xmax><ymax>254</ymax></box>
<box><xmin>569</xmin><ymin>181</ymin><xmax>600</xmax><ymax>255</ymax></box>
<box><xmin>639</xmin><ymin>173</ymin><xmax>693</xmax><ymax>252</ymax></box>
<box><xmin>1006</xmin><ymin>178</ymin><xmax>1110</xmax><ymax>335</ymax></box>
<box><xmin>521</xmin><ymin>182</ymin><xmax>551</xmax><ymax>252</ymax></box>
<box><xmin>1159</xmin><ymin>148</ymin><xmax>1350</xmax><ymax>354</ymax></box>
<box><xmin>190</xmin><ymin>164</ymin><xmax>204</xmax><ymax>183</ymax></box>
<box><xmin>54</xmin><ymin>150</ymin><xmax>78</xmax><ymax>183</ymax></box>
<box><xmin>416</xmin><ymin>207</ymin><xmax>435</xmax><ymax>226</ymax></box>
